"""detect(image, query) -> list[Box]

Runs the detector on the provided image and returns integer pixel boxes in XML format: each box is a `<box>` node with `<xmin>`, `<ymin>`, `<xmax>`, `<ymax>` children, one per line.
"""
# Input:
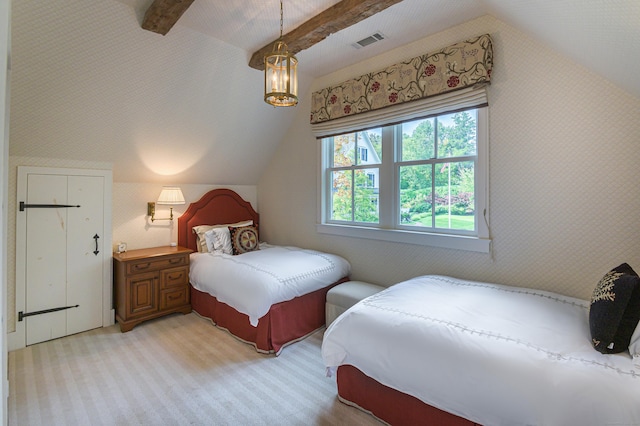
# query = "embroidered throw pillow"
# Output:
<box><xmin>589</xmin><ymin>263</ymin><xmax>640</xmax><ymax>354</ymax></box>
<box><xmin>204</xmin><ymin>227</ymin><xmax>232</xmax><ymax>254</ymax></box>
<box><xmin>229</xmin><ymin>225</ymin><xmax>259</xmax><ymax>255</ymax></box>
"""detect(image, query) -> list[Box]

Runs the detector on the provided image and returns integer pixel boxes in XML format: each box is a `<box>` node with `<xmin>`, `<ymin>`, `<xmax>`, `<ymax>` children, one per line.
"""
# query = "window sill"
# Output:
<box><xmin>316</xmin><ymin>223</ymin><xmax>491</xmax><ymax>253</ymax></box>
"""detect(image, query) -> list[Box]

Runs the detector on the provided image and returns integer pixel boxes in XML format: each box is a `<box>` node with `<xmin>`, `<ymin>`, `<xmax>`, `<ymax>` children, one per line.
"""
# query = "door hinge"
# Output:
<box><xmin>18</xmin><ymin>305</ymin><xmax>79</xmax><ymax>321</ymax></box>
<box><xmin>19</xmin><ymin>201</ymin><xmax>80</xmax><ymax>211</ymax></box>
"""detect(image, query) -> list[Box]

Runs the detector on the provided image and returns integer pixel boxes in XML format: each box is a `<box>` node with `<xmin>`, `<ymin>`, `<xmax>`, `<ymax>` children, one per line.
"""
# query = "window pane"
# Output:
<box><xmin>331</xmin><ymin>170</ymin><xmax>352</xmax><ymax>221</ymax></box>
<box><xmin>401</xmin><ymin>118</ymin><xmax>435</xmax><ymax>161</ymax></box>
<box><xmin>354</xmin><ymin>168</ymin><xmax>379</xmax><ymax>223</ymax></box>
<box><xmin>434</xmin><ymin>161</ymin><xmax>475</xmax><ymax>230</ymax></box>
<box><xmin>437</xmin><ymin>110</ymin><xmax>477</xmax><ymax>159</ymax></box>
<box><xmin>399</xmin><ymin>164</ymin><xmax>432</xmax><ymax>226</ymax></box>
<box><xmin>333</xmin><ymin>134</ymin><xmax>355</xmax><ymax>167</ymax></box>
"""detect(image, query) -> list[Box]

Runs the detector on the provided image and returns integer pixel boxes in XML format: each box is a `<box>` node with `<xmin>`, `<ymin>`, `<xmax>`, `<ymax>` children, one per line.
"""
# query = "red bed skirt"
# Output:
<box><xmin>191</xmin><ymin>278</ymin><xmax>346</xmax><ymax>354</ymax></box>
<box><xmin>337</xmin><ymin>365</ymin><xmax>480</xmax><ymax>425</ymax></box>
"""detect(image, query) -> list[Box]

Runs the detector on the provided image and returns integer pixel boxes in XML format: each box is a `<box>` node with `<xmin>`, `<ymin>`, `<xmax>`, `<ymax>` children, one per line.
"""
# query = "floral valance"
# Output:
<box><xmin>310</xmin><ymin>34</ymin><xmax>493</xmax><ymax>124</ymax></box>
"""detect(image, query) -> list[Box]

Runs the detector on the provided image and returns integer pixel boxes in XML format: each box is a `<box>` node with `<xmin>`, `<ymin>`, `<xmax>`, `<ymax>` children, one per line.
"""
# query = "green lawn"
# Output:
<box><xmin>410</xmin><ymin>213</ymin><xmax>474</xmax><ymax>230</ymax></box>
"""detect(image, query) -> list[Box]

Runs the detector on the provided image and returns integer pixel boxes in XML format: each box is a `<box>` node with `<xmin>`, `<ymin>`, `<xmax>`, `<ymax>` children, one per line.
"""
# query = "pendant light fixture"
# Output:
<box><xmin>264</xmin><ymin>0</ymin><xmax>298</xmax><ymax>107</ymax></box>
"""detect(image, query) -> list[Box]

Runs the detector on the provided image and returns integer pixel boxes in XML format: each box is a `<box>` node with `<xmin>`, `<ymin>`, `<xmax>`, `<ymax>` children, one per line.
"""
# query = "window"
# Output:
<box><xmin>319</xmin><ymin>107</ymin><xmax>489</xmax><ymax>252</ymax></box>
<box><xmin>359</xmin><ymin>147</ymin><xmax>368</xmax><ymax>162</ymax></box>
<box><xmin>366</xmin><ymin>172</ymin><xmax>376</xmax><ymax>188</ymax></box>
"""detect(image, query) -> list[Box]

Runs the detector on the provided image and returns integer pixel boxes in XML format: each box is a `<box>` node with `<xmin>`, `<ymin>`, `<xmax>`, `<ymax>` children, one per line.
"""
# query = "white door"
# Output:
<box><xmin>23</xmin><ymin>173</ymin><xmax>105</xmax><ymax>345</ymax></box>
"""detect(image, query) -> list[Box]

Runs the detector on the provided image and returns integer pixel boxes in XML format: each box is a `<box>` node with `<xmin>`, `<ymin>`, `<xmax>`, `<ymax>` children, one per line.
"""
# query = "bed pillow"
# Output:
<box><xmin>192</xmin><ymin>225</ymin><xmax>213</xmax><ymax>252</ymax></box>
<box><xmin>192</xmin><ymin>220</ymin><xmax>253</xmax><ymax>253</ymax></box>
<box><xmin>589</xmin><ymin>263</ymin><xmax>640</xmax><ymax>354</ymax></box>
<box><xmin>229</xmin><ymin>225</ymin><xmax>259</xmax><ymax>255</ymax></box>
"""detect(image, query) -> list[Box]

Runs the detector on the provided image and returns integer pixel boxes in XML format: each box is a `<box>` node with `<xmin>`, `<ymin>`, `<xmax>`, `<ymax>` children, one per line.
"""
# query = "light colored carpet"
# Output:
<box><xmin>8</xmin><ymin>313</ymin><xmax>379</xmax><ymax>425</ymax></box>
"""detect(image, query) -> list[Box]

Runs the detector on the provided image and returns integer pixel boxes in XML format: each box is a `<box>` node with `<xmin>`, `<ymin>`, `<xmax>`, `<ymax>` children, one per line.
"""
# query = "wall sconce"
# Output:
<box><xmin>147</xmin><ymin>186</ymin><xmax>185</xmax><ymax>222</ymax></box>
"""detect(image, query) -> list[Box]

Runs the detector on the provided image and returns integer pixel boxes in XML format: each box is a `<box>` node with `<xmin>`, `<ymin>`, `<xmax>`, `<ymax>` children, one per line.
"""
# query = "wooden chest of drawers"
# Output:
<box><xmin>113</xmin><ymin>246</ymin><xmax>192</xmax><ymax>332</ymax></box>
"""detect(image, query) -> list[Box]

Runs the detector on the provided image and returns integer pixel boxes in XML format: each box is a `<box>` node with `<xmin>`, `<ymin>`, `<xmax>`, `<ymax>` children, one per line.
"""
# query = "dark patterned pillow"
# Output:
<box><xmin>589</xmin><ymin>263</ymin><xmax>640</xmax><ymax>354</ymax></box>
<box><xmin>228</xmin><ymin>225</ymin><xmax>259</xmax><ymax>255</ymax></box>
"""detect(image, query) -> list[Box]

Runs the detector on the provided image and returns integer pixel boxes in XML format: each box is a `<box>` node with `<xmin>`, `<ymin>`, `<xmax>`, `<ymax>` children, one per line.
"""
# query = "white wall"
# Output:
<box><xmin>258</xmin><ymin>15</ymin><xmax>640</xmax><ymax>301</ymax></box>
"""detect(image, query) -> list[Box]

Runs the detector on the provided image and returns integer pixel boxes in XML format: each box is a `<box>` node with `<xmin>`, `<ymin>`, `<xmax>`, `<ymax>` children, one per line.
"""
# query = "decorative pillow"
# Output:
<box><xmin>203</xmin><ymin>228</ymin><xmax>221</xmax><ymax>254</ymax></box>
<box><xmin>589</xmin><ymin>263</ymin><xmax>640</xmax><ymax>354</ymax></box>
<box><xmin>204</xmin><ymin>227</ymin><xmax>232</xmax><ymax>255</ymax></box>
<box><xmin>192</xmin><ymin>220</ymin><xmax>253</xmax><ymax>253</ymax></box>
<box><xmin>229</xmin><ymin>225</ymin><xmax>259</xmax><ymax>255</ymax></box>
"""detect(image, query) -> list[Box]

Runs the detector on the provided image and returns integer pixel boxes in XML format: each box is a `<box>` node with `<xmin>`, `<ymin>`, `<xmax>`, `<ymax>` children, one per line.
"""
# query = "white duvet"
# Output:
<box><xmin>322</xmin><ymin>275</ymin><xmax>640</xmax><ymax>426</ymax></box>
<box><xmin>189</xmin><ymin>244</ymin><xmax>350</xmax><ymax>326</ymax></box>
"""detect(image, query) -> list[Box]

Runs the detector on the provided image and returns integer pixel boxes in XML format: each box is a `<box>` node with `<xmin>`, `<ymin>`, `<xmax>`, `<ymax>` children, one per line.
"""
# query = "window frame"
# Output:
<box><xmin>317</xmin><ymin>107</ymin><xmax>490</xmax><ymax>253</ymax></box>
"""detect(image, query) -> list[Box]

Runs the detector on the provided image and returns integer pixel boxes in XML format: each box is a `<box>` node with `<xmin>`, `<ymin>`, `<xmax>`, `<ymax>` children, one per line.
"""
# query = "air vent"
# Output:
<box><xmin>353</xmin><ymin>32</ymin><xmax>385</xmax><ymax>49</ymax></box>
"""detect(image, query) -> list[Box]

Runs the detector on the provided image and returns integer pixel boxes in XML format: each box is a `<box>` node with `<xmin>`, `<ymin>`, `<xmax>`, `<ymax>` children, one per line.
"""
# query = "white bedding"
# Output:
<box><xmin>322</xmin><ymin>275</ymin><xmax>640</xmax><ymax>426</ymax></box>
<box><xmin>190</xmin><ymin>244</ymin><xmax>350</xmax><ymax>326</ymax></box>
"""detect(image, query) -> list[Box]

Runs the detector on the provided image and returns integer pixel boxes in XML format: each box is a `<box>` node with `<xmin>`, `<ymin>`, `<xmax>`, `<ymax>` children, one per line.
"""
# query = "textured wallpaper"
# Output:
<box><xmin>8</xmin><ymin>0</ymin><xmax>300</xmax><ymax>185</ymax></box>
<box><xmin>258</xmin><ymin>15</ymin><xmax>640</xmax><ymax>302</ymax></box>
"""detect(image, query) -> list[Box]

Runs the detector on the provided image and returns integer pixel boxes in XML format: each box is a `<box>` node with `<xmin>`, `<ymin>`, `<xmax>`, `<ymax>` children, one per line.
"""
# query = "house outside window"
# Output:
<box><xmin>319</xmin><ymin>107</ymin><xmax>489</xmax><ymax>253</ymax></box>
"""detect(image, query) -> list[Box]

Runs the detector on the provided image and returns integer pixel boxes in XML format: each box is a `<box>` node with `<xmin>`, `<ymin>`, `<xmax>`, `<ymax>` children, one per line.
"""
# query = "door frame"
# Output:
<box><xmin>1</xmin><ymin>0</ymin><xmax>10</xmax><ymax>420</ymax></box>
<box><xmin>11</xmin><ymin>166</ymin><xmax>113</xmax><ymax>350</ymax></box>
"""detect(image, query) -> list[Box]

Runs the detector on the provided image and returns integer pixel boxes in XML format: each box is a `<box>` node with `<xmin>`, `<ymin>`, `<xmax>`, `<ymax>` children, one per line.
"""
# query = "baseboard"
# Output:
<box><xmin>7</xmin><ymin>330</ymin><xmax>25</xmax><ymax>352</ymax></box>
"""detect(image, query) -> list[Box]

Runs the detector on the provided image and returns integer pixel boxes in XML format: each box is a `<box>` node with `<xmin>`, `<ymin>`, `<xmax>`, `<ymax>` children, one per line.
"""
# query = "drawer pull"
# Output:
<box><xmin>169</xmin><ymin>258</ymin><xmax>182</xmax><ymax>264</ymax></box>
<box><xmin>168</xmin><ymin>293</ymin><xmax>181</xmax><ymax>300</ymax></box>
<box><xmin>134</xmin><ymin>263</ymin><xmax>151</xmax><ymax>270</ymax></box>
<box><xmin>168</xmin><ymin>273</ymin><xmax>184</xmax><ymax>280</ymax></box>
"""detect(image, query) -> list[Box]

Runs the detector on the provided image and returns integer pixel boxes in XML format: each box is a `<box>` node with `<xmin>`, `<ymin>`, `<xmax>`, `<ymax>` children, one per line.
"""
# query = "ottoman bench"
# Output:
<box><xmin>326</xmin><ymin>280</ymin><xmax>385</xmax><ymax>327</ymax></box>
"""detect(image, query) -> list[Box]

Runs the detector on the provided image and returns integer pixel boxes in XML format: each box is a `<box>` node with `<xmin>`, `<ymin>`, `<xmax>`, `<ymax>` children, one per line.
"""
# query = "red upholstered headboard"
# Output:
<box><xmin>177</xmin><ymin>189</ymin><xmax>259</xmax><ymax>252</ymax></box>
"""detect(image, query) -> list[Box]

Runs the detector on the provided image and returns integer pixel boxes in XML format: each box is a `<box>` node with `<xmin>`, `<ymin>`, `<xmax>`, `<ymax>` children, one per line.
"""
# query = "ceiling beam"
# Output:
<box><xmin>141</xmin><ymin>0</ymin><xmax>196</xmax><ymax>36</ymax></box>
<box><xmin>249</xmin><ymin>0</ymin><xmax>404</xmax><ymax>71</ymax></box>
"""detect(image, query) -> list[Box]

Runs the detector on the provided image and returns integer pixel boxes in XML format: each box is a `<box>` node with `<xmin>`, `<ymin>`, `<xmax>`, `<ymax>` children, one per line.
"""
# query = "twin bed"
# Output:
<box><xmin>322</xmin><ymin>274</ymin><xmax>640</xmax><ymax>425</ymax></box>
<box><xmin>177</xmin><ymin>188</ymin><xmax>349</xmax><ymax>355</ymax></box>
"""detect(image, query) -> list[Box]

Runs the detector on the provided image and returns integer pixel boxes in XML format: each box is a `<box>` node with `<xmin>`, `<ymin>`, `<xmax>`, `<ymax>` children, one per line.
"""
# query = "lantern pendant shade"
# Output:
<box><xmin>264</xmin><ymin>40</ymin><xmax>298</xmax><ymax>107</ymax></box>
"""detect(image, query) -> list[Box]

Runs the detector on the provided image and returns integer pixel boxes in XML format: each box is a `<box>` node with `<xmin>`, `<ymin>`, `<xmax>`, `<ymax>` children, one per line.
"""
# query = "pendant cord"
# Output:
<box><xmin>279</xmin><ymin>1</ymin><xmax>284</xmax><ymax>39</ymax></box>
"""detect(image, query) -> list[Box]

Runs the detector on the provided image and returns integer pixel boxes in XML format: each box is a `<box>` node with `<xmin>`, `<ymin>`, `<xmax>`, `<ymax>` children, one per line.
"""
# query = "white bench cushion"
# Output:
<box><xmin>326</xmin><ymin>281</ymin><xmax>384</xmax><ymax>326</ymax></box>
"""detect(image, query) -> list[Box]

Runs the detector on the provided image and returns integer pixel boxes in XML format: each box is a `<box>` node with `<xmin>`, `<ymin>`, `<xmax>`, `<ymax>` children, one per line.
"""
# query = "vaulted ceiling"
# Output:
<box><xmin>9</xmin><ymin>0</ymin><xmax>640</xmax><ymax>184</ymax></box>
<box><xmin>122</xmin><ymin>0</ymin><xmax>640</xmax><ymax>94</ymax></box>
